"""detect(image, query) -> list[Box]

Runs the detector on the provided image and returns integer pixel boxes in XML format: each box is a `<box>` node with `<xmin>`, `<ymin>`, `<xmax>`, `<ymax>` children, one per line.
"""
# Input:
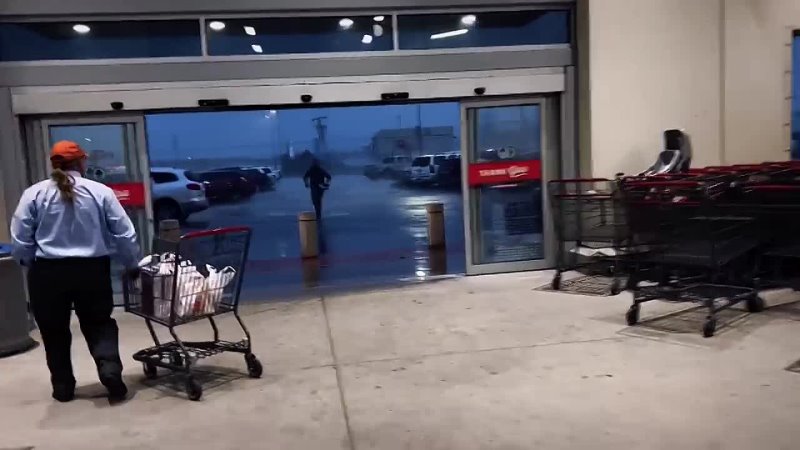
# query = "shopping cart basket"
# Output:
<box><xmin>621</xmin><ymin>180</ymin><xmax>763</xmax><ymax>337</ymax></box>
<box><xmin>549</xmin><ymin>178</ymin><xmax>631</xmax><ymax>295</ymax></box>
<box><xmin>738</xmin><ymin>184</ymin><xmax>800</xmax><ymax>290</ymax></box>
<box><xmin>123</xmin><ymin>227</ymin><xmax>261</xmax><ymax>400</ymax></box>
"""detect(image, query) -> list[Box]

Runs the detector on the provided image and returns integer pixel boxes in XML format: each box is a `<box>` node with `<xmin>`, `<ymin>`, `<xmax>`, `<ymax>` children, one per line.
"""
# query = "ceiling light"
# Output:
<box><xmin>72</xmin><ymin>24</ymin><xmax>91</xmax><ymax>34</ymax></box>
<box><xmin>431</xmin><ymin>29</ymin><xmax>469</xmax><ymax>40</ymax></box>
<box><xmin>244</xmin><ymin>26</ymin><xmax>256</xmax><ymax>36</ymax></box>
<box><xmin>339</xmin><ymin>18</ymin><xmax>354</xmax><ymax>29</ymax></box>
<box><xmin>461</xmin><ymin>14</ymin><xmax>477</xmax><ymax>26</ymax></box>
<box><xmin>209</xmin><ymin>21</ymin><xmax>226</xmax><ymax>31</ymax></box>
<box><xmin>373</xmin><ymin>24</ymin><xmax>384</xmax><ymax>37</ymax></box>
<box><xmin>251</xmin><ymin>44</ymin><xmax>264</xmax><ymax>53</ymax></box>
<box><xmin>361</xmin><ymin>34</ymin><xmax>373</xmax><ymax>44</ymax></box>
<box><xmin>374</xmin><ymin>16</ymin><xmax>385</xmax><ymax>22</ymax></box>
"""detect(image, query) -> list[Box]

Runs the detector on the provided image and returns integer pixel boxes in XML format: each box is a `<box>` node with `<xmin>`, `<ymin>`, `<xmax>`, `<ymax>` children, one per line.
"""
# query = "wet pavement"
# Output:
<box><xmin>183</xmin><ymin>175</ymin><xmax>466</xmax><ymax>301</ymax></box>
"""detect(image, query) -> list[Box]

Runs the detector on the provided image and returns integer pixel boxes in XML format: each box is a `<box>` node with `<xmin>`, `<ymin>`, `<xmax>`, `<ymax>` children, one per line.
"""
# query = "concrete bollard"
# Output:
<box><xmin>426</xmin><ymin>203</ymin><xmax>446</xmax><ymax>249</ymax></box>
<box><xmin>159</xmin><ymin>219</ymin><xmax>181</xmax><ymax>242</ymax></box>
<box><xmin>298</xmin><ymin>212</ymin><xmax>319</xmax><ymax>259</ymax></box>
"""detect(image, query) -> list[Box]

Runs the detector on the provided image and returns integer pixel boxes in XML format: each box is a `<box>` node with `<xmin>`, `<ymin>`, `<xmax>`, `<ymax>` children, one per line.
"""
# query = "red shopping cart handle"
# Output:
<box><xmin>623</xmin><ymin>180</ymin><xmax>704</xmax><ymax>188</ymax></box>
<box><xmin>548</xmin><ymin>178</ymin><xmax>611</xmax><ymax>183</ymax></box>
<box><xmin>182</xmin><ymin>226</ymin><xmax>252</xmax><ymax>239</ymax></box>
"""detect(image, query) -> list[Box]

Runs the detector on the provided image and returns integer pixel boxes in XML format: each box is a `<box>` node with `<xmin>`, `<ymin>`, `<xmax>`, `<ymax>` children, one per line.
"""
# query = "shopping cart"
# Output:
<box><xmin>549</xmin><ymin>178</ymin><xmax>631</xmax><ymax>295</ymax></box>
<box><xmin>620</xmin><ymin>180</ymin><xmax>763</xmax><ymax>337</ymax></box>
<box><xmin>123</xmin><ymin>227</ymin><xmax>260</xmax><ymax>401</ymax></box>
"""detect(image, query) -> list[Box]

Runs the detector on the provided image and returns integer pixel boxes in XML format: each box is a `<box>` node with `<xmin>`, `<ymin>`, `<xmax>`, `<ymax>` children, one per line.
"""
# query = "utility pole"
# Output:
<box><xmin>416</xmin><ymin>104</ymin><xmax>423</xmax><ymax>156</ymax></box>
<box><xmin>312</xmin><ymin>116</ymin><xmax>328</xmax><ymax>155</ymax></box>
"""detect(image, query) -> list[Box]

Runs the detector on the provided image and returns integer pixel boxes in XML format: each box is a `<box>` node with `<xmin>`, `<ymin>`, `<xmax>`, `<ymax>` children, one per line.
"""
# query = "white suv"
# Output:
<box><xmin>150</xmin><ymin>167</ymin><xmax>209</xmax><ymax>223</ymax></box>
<box><xmin>410</xmin><ymin>154</ymin><xmax>449</xmax><ymax>184</ymax></box>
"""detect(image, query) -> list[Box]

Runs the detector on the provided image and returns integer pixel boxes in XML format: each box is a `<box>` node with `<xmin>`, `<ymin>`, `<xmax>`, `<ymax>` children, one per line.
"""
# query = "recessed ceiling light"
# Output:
<box><xmin>461</xmin><ymin>14</ymin><xmax>477</xmax><ymax>26</ymax></box>
<box><xmin>209</xmin><ymin>21</ymin><xmax>226</xmax><ymax>31</ymax></box>
<box><xmin>244</xmin><ymin>26</ymin><xmax>256</xmax><ymax>36</ymax></box>
<box><xmin>251</xmin><ymin>44</ymin><xmax>264</xmax><ymax>53</ymax></box>
<box><xmin>431</xmin><ymin>29</ymin><xmax>469</xmax><ymax>40</ymax></box>
<box><xmin>361</xmin><ymin>34</ymin><xmax>373</xmax><ymax>44</ymax></box>
<box><xmin>373</xmin><ymin>16</ymin><xmax>385</xmax><ymax>22</ymax></box>
<box><xmin>72</xmin><ymin>24</ymin><xmax>91</xmax><ymax>34</ymax></box>
<box><xmin>339</xmin><ymin>18</ymin><xmax>354</xmax><ymax>29</ymax></box>
<box><xmin>373</xmin><ymin>24</ymin><xmax>384</xmax><ymax>37</ymax></box>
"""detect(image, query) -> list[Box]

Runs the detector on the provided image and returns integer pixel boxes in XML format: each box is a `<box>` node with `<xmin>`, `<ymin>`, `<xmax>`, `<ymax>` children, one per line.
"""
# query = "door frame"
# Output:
<box><xmin>460</xmin><ymin>96</ymin><xmax>561</xmax><ymax>276</ymax></box>
<box><xmin>35</xmin><ymin>114</ymin><xmax>154</xmax><ymax>248</ymax></box>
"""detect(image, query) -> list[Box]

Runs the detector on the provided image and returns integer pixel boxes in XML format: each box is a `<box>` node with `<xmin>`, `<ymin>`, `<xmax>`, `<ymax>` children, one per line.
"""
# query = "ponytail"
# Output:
<box><xmin>51</xmin><ymin>168</ymin><xmax>76</xmax><ymax>202</ymax></box>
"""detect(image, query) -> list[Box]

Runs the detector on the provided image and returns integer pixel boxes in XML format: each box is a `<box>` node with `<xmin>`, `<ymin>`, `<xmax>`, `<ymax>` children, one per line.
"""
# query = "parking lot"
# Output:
<box><xmin>182</xmin><ymin>174</ymin><xmax>465</xmax><ymax>300</ymax></box>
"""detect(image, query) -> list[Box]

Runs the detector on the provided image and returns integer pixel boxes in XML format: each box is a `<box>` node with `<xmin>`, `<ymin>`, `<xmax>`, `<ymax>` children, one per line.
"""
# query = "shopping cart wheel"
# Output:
<box><xmin>746</xmin><ymin>295</ymin><xmax>765</xmax><ymax>313</ymax></box>
<box><xmin>143</xmin><ymin>362</ymin><xmax>158</xmax><ymax>380</ymax></box>
<box><xmin>625</xmin><ymin>305</ymin><xmax>640</xmax><ymax>326</ymax></box>
<box><xmin>186</xmin><ymin>377</ymin><xmax>203</xmax><ymax>401</ymax></box>
<box><xmin>703</xmin><ymin>318</ymin><xmax>717</xmax><ymax>338</ymax></box>
<box><xmin>245</xmin><ymin>353</ymin><xmax>263</xmax><ymax>379</ymax></box>
<box><xmin>551</xmin><ymin>274</ymin><xmax>562</xmax><ymax>291</ymax></box>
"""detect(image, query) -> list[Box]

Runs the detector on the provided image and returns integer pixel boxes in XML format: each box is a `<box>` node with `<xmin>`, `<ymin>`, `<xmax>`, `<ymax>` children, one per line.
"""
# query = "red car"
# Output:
<box><xmin>196</xmin><ymin>170</ymin><xmax>257</xmax><ymax>202</ymax></box>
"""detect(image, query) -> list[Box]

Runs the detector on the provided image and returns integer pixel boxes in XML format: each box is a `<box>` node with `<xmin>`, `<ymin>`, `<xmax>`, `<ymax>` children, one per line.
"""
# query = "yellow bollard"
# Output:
<box><xmin>159</xmin><ymin>219</ymin><xmax>181</xmax><ymax>242</ymax></box>
<box><xmin>426</xmin><ymin>203</ymin><xmax>446</xmax><ymax>249</ymax></box>
<box><xmin>298</xmin><ymin>212</ymin><xmax>319</xmax><ymax>259</ymax></box>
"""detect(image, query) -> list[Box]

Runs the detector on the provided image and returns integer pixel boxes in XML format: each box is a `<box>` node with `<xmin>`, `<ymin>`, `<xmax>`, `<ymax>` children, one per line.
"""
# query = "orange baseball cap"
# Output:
<box><xmin>50</xmin><ymin>140</ymin><xmax>87</xmax><ymax>161</ymax></box>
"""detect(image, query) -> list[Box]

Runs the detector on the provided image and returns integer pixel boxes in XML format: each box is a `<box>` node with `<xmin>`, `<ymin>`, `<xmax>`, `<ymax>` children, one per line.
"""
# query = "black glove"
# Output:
<box><xmin>125</xmin><ymin>267</ymin><xmax>141</xmax><ymax>281</ymax></box>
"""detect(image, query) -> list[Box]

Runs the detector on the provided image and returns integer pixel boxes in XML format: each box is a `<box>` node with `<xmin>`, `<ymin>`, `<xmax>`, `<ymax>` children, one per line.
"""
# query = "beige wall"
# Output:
<box><xmin>724</xmin><ymin>0</ymin><xmax>800</xmax><ymax>163</ymax></box>
<box><xmin>584</xmin><ymin>0</ymin><xmax>723</xmax><ymax>177</ymax></box>
<box><xmin>583</xmin><ymin>0</ymin><xmax>800</xmax><ymax>177</ymax></box>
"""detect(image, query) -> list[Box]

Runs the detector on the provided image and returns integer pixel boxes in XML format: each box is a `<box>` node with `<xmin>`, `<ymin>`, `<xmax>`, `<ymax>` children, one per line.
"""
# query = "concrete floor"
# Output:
<box><xmin>2</xmin><ymin>271</ymin><xmax>800</xmax><ymax>450</ymax></box>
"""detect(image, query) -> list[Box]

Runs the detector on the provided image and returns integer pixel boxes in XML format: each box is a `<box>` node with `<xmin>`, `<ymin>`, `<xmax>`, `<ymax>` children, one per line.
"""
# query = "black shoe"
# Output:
<box><xmin>52</xmin><ymin>383</ymin><xmax>75</xmax><ymax>403</ymax></box>
<box><xmin>101</xmin><ymin>375</ymin><xmax>128</xmax><ymax>402</ymax></box>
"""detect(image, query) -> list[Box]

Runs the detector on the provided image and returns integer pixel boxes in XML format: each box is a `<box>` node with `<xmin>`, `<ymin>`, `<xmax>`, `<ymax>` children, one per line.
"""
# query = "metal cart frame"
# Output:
<box><xmin>123</xmin><ymin>227</ymin><xmax>261</xmax><ymax>400</ymax></box>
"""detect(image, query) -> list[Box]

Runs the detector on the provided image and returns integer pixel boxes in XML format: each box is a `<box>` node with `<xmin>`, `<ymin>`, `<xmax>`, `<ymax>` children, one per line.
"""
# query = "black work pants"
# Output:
<box><xmin>311</xmin><ymin>188</ymin><xmax>325</xmax><ymax>221</ymax></box>
<box><xmin>28</xmin><ymin>256</ymin><xmax>122</xmax><ymax>389</ymax></box>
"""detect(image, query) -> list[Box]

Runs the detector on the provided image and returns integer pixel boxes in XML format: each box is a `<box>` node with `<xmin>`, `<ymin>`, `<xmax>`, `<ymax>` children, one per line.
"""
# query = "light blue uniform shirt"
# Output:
<box><xmin>10</xmin><ymin>171</ymin><xmax>140</xmax><ymax>268</ymax></box>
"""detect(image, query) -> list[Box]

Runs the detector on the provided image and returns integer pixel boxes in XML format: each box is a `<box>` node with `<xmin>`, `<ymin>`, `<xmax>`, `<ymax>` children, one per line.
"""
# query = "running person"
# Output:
<box><xmin>303</xmin><ymin>158</ymin><xmax>332</xmax><ymax>221</ymax></box>
<box><xmin>10</xmin><ymin>140</ymin><xmax>141</xmax><ymax>403</ymax></box>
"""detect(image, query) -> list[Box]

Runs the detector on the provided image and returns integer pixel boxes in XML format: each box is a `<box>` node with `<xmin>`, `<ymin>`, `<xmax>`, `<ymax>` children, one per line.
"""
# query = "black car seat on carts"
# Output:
<box><xmin>640</xmin><ymin>129</ymin><xmax>692</xmax><ymax>175</ymax></box>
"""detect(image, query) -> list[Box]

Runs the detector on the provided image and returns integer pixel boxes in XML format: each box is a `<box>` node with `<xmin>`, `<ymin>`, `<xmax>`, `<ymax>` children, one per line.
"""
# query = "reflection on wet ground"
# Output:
<box><xmin>183</xmin><ymin>175</ymin><xmax>465</xmax><ymax>301</ymax></box>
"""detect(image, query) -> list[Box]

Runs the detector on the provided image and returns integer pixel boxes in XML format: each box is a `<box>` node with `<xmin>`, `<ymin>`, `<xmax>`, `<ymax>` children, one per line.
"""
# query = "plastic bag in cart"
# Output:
<box><xmin>197</xmin><ymin>265</ymin><xmax>237</xmax><ymax>315</ymax></box>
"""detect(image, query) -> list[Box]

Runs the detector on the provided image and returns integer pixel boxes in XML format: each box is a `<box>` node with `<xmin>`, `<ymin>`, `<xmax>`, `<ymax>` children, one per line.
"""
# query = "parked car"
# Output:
<box><xmin>198</xmin><ymin>170</ymin><xmax>258</xmax><ymax>202</ymax></box>
<box><xmin>218</xmin><ymin>167</ymin><xmax>274</xmax><ymax>191</ymax></box>
<box><xmin>379</xmin><ymin>155</ymin><xmax>411</xmax><ymax>178</ymax></box>
<box><xmin>150</xmin><ymin>167</ymin><xmax>209</xmax><ymax>223</ymax></box>
<box><xmin>409</xmin><ymin>154</ymin><xmax>450</xmax><ymax>185</ymax></box>
<box><xmin>255</xmin><ymin>166</ymin><xmax>281</xmax><ymax>184</ymax></box>
<box><xmin>435</xmin><ymin>157</ymin><xmax>462</xmax><ymax>187</ymax></box>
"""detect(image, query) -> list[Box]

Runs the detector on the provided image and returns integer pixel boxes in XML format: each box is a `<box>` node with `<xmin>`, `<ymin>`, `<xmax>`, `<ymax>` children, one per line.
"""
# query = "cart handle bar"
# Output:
<box><xmin>182</xmin><ymin>226</ymin><xmax>252</xmax><ymax>240</ymax></box>
<box><xmin>548</xmin><ymin>178</ymin><xmax>611</xmax><ymax>183</ymax></box>
<box><xmin>622</xmin><ymin>180</ymin><xmax>704</xmax><ymax>188</ymax></box>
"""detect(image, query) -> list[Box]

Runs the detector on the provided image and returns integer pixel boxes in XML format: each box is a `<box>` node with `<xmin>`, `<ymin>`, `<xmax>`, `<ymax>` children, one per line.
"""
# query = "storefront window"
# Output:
<box><xmin>0</xmin><ymin>21</ymin><xmax>202</xmax><ymax>61</ymax></box>
<box><xmin>205</xmin><ymin>16</ymin><xmax>393</xmax><ymax>56</ymax></box>
<box><xmin>397</xmin><ymin>10</ymin><xmax>570</xmax><ymax>50</ymax></box>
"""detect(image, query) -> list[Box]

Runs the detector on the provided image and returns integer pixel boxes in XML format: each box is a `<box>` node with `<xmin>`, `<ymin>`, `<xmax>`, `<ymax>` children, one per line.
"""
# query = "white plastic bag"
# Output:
<box><xmin>200</xmin><ymin>265</ymin><xmax>237</xmax><ymax>314</ymax></box>
<box><xmin>174</xmin><ymin>264</ymin><xmax>207</xmax><ymax>319</ymax></box>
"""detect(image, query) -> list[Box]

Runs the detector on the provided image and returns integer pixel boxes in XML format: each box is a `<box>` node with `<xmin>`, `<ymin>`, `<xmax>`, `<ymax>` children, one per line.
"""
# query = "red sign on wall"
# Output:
<box><xmin>468</xmin><ymin>160</ymin><xmax>542</xmax><ymax>187</ymax></box>
<box><xmin>107</xmin><ymin>182</ymin><xmax>146</xmax><ymax>208</ymax></box>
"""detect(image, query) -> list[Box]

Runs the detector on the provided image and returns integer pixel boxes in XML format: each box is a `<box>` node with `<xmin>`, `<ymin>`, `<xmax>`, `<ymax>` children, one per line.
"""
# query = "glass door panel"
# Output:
<box><xmin>41</xmin><ymin>117</ymin><xmax>152</xmax><ymax>302</ymax></box>
<box><xmin>462</xmin><ymin>98</ymin><xmax>558</xmax><ymax>275</ymax></box>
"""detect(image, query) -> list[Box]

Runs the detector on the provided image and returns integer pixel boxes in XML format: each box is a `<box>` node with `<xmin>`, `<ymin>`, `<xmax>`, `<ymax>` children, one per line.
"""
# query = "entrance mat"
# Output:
<box><xmin>535</xmin><ymin>274</ymin><xmax>619</xmax><ymax>297</ymax></box>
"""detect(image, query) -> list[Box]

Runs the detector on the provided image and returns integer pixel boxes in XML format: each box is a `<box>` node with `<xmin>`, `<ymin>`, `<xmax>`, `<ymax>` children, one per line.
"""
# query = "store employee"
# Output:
<box><xmin>10</xmin><ymin>140</ymin><xmax>140</xmax><ymax>403</ymax></box>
